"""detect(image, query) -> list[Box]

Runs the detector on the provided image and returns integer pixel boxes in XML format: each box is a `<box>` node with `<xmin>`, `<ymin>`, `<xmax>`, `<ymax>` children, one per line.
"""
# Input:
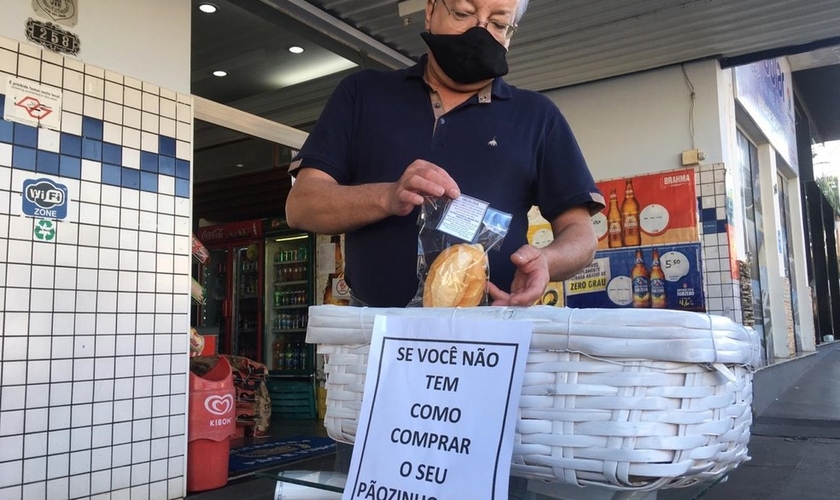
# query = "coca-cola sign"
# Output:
<box><xmin>197</xmin><ymin>220</ymin><xmax>263</xmax><ymax>244</ymax></box>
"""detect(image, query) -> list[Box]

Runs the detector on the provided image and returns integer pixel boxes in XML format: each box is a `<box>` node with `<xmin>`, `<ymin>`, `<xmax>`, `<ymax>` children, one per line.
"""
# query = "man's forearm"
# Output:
<box><xmin>542</xmin><ymin>222</ymin><xmax>598</xmax><ymax>282</ymax></box>
<box><xmin>285</xmin><ymin>179</ymin><xmax>393</xmax><ymax>234</ymax></box>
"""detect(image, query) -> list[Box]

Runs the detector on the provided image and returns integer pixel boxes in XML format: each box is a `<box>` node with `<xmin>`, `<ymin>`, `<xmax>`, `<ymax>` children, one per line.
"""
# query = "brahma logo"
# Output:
<box><xmin>204</xmin><ymin>394</ymin><xmax>233</xmax><ymax>416</ymax></box>
<box><xmin>661</xmin><ymin>173</ymin><xmax>692</xmax><ymax>188</ymax></box>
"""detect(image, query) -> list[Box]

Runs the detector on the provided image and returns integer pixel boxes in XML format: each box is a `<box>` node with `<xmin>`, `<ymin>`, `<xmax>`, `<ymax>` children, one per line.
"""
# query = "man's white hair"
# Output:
<box><xmin>515</xmin><ymin>0</ymin><xmax>529</xmax><ymax>24</ymax></box>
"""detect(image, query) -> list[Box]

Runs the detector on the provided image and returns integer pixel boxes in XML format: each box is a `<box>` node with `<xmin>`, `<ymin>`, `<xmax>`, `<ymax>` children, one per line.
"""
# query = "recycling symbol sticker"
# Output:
<box><xmin>34</xmin><ymin>219</ymin><xmax>56</xmax><ymax>241</ymax></box>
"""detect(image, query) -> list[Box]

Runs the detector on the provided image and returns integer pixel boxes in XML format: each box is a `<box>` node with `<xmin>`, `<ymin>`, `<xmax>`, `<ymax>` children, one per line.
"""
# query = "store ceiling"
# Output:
<box><xmin>190</xmin><ymin>0</ymin><xmax>840</xmax><ymax>182</ymax></box>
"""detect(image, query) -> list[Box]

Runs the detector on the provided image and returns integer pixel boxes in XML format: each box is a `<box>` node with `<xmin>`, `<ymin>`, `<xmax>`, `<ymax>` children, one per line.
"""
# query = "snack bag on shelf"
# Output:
<box><xmin>191</xmin><ymin>277</ymin><xmax>206</xmax><ymax>304</ymax></box>
<box><xmin>409</xmin><ymin>195</ymin><xmax>511</xmax><ymax>308</ymax></box>
<box><xmin>189</xmin><ymin>328</ymin><xmax>205</xmax><ymax>357</ymax></box>
<box><xmin>191</xmin><ymin>233</ymin><xmax>210</xmax><ymax>264</ymax></box>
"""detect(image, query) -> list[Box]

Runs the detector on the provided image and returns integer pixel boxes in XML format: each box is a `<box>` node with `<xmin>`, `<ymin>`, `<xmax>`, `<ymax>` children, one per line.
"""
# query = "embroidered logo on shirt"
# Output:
<box><xmin>488</xmin><ymin>137</ymin><xmax>497</xmax><ymax>147</ymax></box>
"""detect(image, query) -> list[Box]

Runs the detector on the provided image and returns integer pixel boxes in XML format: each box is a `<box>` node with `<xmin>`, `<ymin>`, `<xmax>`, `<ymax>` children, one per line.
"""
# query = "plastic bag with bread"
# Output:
<box><xmin>410</xmin><ymin>196</ymin><xmax>512</xmax><ymax>308</ymax></box>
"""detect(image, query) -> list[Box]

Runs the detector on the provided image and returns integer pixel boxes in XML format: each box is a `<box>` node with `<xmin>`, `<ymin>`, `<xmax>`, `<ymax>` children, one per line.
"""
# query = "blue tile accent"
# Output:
<box><xmin>122</xmin><ymin>167</ymin><xmax>140</xmax><ymax>189</ymax></box>
<box><xmin>37</xmin><ymin>151</ymin><xmax>60</xmax><ymax>175</ymax></box>
<box><xmin>700</xmin><ymin>207</ymin><xmax>716</xmax><ymax>222</ymax></box>
<box><xmin>140</xmin><ymin>151</ymin><xmax>158</xmax><ymax>173</ymax></box>
<box><xmin>82</xmin><ymin>138</ymin><xmax>102</xmax><ymax>161</ymax></box>
<box><xmin>59</xmin><ymin>155</ymin><xmax>81</xmax><ymax>179</ymax></box>
<box><xmin>140</xmin><ymin>171</ymin><xmax>158</xmax><ymax>192</ymax></box>
<box><xmin>159</xmin><ymin>136</ymin><xmax>176</xmax><ymax>157</ymax></box>
<box><xmin>82</xmin><ymin>116</ymin><xmax>104</xmax><ymax>141</ymax></box>
<box><xmin>702</xmin><ymin>220</ymin><xmax>718</xmax><ymax>234</ymax></box>
<box><xmin>12</xmin><ymin>146</ymin><xmax>37</xmax><ymax>170</ymax></box>
<box><xmin>60</xmin><ymin>133</ymin><xmax>82</xmax><ymax>157</ymax></box>
<box><xmin>175</xmin><ymin>159</ymin><xmax>190</xmax><ymax>180</ymax></box>
<box><xmin>56</xmin><ymin>121</ymin><xmax>193</xmax><ymax>199</ymax></box>
<box><xmin>175</xmin><ymin>178</ymin><xmax>190</xmax><ymax>198</ymax></box>
<box><xmin>13</xmin><ymin>123</ymin><xmax>38</xmax><ymax>148</ymax></box>
<box><xmin>102</xmin><ymin>164</ymin><xmax>122</xmax><ymax>186</ymax></box>
<box><xmin>158</xmin><ymin>155</ymin><xmax>175</xmax><ymax>176</ymax></box>
<box><xmin>0</xmin><ymin>118</ymin><xmax>12</xmax><ymax>143</ymax></box>
<box><xmin>717</xmin><ymin>219</ymin><xmax>727</xmax><ymax>234</ymax></box>
<box><xmin>102</xmin><ymin>143</ymin><xmax>122</xmax><ymax>165</ymax></box>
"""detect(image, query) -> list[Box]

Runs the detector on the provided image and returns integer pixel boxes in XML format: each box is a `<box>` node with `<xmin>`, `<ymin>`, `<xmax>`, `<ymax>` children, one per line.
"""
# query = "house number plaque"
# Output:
<box><xmin>25</xmin><ymin>18</ymin><xmax>80</xmax><ymax>56</ymax></box>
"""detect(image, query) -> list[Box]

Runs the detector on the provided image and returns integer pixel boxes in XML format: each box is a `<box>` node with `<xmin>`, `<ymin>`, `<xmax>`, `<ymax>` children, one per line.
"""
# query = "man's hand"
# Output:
<box><xmin>386</xmin><ymin>159</ymin><xmax>461</xmax><ymax>216</ymax></box>
<box><xmin>286</xmin><ymin>160</ymin><xmax>460</xmax><ymax>234</ymax></box>
<box><xmin>488</xmin><ymin>245</ymin><xmax>550</xmax><ymax>306</ymax></box>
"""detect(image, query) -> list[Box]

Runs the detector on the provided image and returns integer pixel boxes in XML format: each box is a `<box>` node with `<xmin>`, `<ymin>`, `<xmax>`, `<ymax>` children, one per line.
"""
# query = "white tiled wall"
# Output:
<box><xmin>696</xmin><ymin>162</ymin><xmax>742</xmax><ymax>323</ymax></box>
<box><xmin>0</xmin><ymin>36</ymin><xmax>191</xmax><ymax>500</ymax></box>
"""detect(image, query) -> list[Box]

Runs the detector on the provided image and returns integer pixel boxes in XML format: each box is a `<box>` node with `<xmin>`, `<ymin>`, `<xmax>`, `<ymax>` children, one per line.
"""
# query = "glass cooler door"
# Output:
<box><xmin>233</xmin><ymin>243</ymin><xmax>261</xmax><ymax>360</ymax></box>
<box><xmin>264</xmin><ymin>234</ymin><xmax>313</xmax><ymax>373</ymax></box>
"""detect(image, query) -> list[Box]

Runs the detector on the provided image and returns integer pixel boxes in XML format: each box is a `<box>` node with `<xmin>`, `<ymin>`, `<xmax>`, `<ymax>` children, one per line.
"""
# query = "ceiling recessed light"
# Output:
<box><xmin>288</xmin><ymin>46</ymin><xmax>305</xmax><ymax>54</ymax></box>
<box><xmin>235</xmin><ymin>163</ymin><xmax>245</xmax><ymax>168</ymax></box>
<box><xmin>212</xmin><ymin>70</ymin><xmax>227</xmax><ymax>77</ymax></box>
<box><xmin>199</xmin><ymin>3</ymin><xmax>218</xmax><ymax>13</ymax></box>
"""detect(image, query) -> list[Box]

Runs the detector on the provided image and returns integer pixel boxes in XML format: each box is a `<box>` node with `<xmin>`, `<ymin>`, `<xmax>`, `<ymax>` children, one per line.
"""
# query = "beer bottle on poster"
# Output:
<box><xmin>607</xmin><ymin>188</ymin><xmax>623</xmax><ymax>248</ymax></box>
<box><xmin>622</xmin><ymin>179</ymin><xmax>641</xmax><ymax>246</ymax></box>
<box><xmin>650</xmin><ymin>248</ymin><xmax>666</xmax><ymax>308</ymax></box>
<box><xmin>631</xmin><ymin>248</ymin><xmax>651</xmax><ymax>308</ymax></box>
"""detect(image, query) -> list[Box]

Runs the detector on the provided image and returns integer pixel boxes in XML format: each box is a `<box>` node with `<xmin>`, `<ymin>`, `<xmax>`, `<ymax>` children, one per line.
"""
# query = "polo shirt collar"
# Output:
<box><xmin>406</xmin><ymin>54</ymin><xmax>513</xmax><ymax>101</ymax></box>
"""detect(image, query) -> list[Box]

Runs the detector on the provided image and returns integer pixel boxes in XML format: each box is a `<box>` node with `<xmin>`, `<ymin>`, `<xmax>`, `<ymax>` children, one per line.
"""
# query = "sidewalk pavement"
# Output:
<box><xmin>661</xmin><ymin>343</ymin><xmax>840</xmax><ymax>500</ymax></box>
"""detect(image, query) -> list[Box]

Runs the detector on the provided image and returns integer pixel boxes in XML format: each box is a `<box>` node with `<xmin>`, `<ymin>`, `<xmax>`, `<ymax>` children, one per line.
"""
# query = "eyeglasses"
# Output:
<box><xmin>436</xmin><ymin>0</ymin><xmax>518</xmax><ymax>40</ymax></box>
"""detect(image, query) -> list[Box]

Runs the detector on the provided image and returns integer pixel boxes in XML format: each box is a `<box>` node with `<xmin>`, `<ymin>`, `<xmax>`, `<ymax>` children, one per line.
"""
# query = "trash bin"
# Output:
<box><xmin>187</xmin><ymin>356</ymin><xmax>236</xmax><ymax>492</ymax></box>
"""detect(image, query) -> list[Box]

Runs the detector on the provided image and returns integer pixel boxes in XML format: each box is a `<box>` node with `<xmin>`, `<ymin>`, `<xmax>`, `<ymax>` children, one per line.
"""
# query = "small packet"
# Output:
<box><xmin>409</xmin><ymin>195</ymin><xmax>512</xmax><ymax>307</ymax></box>
<box><xmin>192</xmin><ymin>233</ymin><xmax>210</xmax><ymax>264</ymax></box>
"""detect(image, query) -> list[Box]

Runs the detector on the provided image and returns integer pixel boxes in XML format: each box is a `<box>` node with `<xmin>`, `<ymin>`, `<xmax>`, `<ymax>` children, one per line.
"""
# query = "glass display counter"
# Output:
<box><xmin>258</xmin><ymin>468</ymin><xmax>727</xmax><ymax>500</ymax></box>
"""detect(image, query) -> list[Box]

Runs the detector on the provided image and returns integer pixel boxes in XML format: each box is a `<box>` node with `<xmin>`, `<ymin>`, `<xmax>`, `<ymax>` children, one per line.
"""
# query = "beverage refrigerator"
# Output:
<box><xmin>262</xmin><ymin>217</ymin><xmax>317</xmax><ymax>419</ymax></box>
<box><xmin>262</xmin><ymin>217</ymin><xmax>314</xmax><ymax>373</ymax></box>
<box><xmin>194</xmin><ymin>220</ymin><xmax>265</xmax><ymax>361</ymax></box>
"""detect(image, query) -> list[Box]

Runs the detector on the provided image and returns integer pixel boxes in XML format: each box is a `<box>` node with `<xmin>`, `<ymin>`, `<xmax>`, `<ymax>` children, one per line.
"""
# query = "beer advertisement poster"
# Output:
<box><xmin>526</xmin><ymin>206</ymin><xmax>565</xmax><ymax>307</ymax></box>
<box><xmin>565</xmin><ymin>243</ymin><xmax>705</xmax><ymax>311</ymax></box>
<box><xmin>594</xmin><ymin>168</ymin><xmax>699</xmax><ymax>250</ymax></box>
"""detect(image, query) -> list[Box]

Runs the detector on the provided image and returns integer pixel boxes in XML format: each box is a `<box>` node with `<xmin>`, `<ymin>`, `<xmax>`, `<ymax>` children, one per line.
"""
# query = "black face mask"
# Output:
<box><xmin>421</xmin><ymin>26</ymin><xmax>509</xmax><ymax>84</ymax></box>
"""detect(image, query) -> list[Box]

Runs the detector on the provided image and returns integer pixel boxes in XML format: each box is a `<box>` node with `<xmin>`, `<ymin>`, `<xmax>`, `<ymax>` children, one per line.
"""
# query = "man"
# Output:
<box><xmin>286</xmin><ymin>0</ymin><xmax>604</xmax><ymax>308</ymax></box>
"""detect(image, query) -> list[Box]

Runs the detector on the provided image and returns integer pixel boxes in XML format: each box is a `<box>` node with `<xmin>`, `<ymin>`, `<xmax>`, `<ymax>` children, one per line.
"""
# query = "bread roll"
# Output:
<box><xmin>423</xmin><ymin>243</ymin><xmax>488</xmax><ymax>307</ymax></box>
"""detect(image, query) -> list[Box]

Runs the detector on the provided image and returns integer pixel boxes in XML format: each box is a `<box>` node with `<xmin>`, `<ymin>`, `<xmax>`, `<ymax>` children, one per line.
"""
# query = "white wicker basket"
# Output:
<box><xmin>307</xmin><ymin>305</ymin><xmax>760</xmax><ymax>491</ymax></box>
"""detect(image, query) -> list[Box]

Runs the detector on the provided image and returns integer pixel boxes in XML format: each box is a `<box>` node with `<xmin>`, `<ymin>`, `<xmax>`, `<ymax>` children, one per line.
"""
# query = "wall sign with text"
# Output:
<box><xmin>593</xmin><ymin>168</ymin><xmax>699</xmax><ymax>250</ymax></box>
<box><xmin>565</xmin><ymin>242</ymin><xmax>705</xmax><ymax>311</ymax></box>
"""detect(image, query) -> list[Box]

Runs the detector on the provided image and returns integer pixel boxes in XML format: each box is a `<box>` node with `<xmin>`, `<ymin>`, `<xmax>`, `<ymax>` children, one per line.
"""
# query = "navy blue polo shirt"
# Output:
<box><xmin>292</xmin><ymin>56</ymin><xmax>603</xmax><ymax>307</ymax></box>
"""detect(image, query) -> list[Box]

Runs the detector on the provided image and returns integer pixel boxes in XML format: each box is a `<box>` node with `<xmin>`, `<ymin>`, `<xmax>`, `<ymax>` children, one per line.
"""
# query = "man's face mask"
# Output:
<box><xmin>421</xmin><ymin>26</ymin><xmax>509</xmax><ymax>84</ymax></box>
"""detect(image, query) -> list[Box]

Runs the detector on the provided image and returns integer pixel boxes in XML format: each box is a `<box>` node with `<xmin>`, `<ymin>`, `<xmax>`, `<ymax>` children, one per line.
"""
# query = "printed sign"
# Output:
<box><xmin>565</xmin><ymin>243</ymin><xmax>705</xmax><ymax>311</ymax></box>
<box><xmin>437</xmin><ymin>195</ymin><xmax>489</xmax><ymax>243</ymax></box>
<box><xmin>595</xmin><ymin>168</ymin><xmax>699</xmax><ymax>250</ymax></box>
<box><xmin>22</xmin><ymin>177</ymin><xmax>69</xmax><ymax>220</ymax></box>
<box><xmin>33</xmin><ymin>219</ymin><xmax>56</xmax><ymax>241</ymax></box>
<box><xmin>734</xmin><ymin>59</ymin><xmax>797</xmax><ymax>170</ymax></box>
<box><xmin>32</xmin><ymin>0</ymin><xmax>78</xmax><ymax>26</ymax></box>
<box><xmin>564</xmin><ymin>257</ymin><xmax>610</xmax><ymax>296</ymax></box>
<box><xmin>526</xmin><ymin>206</ymin><xmax>565</xmax><ymax>307</ymax></box>
<box><xmin>331</xmin><ymin>276</ymin><xmax>350</xmax><ymax>300</ymax></box>
<box><xmin>25</xmin><ymin>18</ymin><xmax>80</xmax><ymax>56</ymax></box>
<box><xmin>196</xmin><ymin>220</ymin><xmax>263</xmax><ymax>244</ymax></box>
<box><xmin>344</xmin><ymin>315</ymin><xmax>531</xmax><ymax>500</ymax></box>
<box><xmin>3</xmin><ymin>77</ymin><xmax>63</xmax><ymax>130</ymax></box>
